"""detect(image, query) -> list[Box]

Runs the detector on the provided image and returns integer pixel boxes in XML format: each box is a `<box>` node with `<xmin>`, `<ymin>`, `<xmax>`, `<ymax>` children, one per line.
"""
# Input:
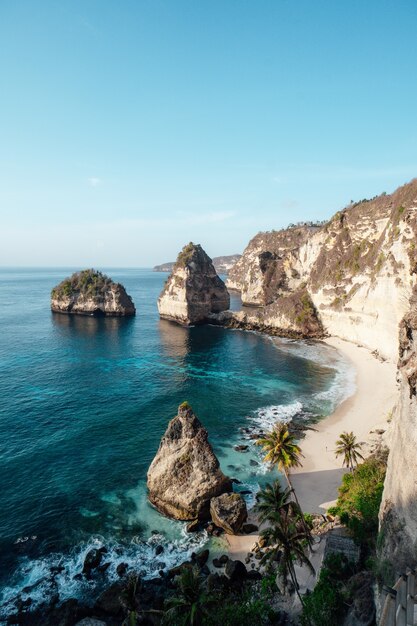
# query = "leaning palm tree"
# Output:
<box><xmin>256</xmin><ymin>423</ymin><xmax>311</xmax><ymax>543</ymax></box>
<box><xmin>260</xmin><ymin>505</ymin><xmax>314</xmax><ymax>606</ymax></box>
<box><xmin>163</xmin><ymin>565</ymin><xmax>213</xmax><ymax>626</ymax></box>
<box><xmin>335</xmin><ymin>431</ymin><xmax>364</xmax><ymax>472</ymax></box>
<box><xmin>255</xmin><ymin>480</ymin><xmax>295</xmax><ymax>525</ymax></box>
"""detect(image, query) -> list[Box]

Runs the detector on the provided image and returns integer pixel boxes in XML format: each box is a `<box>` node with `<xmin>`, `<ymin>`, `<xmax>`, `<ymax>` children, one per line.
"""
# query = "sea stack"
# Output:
<box><xmin>51</xmin><ymin>269</ymin><xmax>136</xmax><ymax>317</ymax></box>
<box><xmin>157</xmin><ymin>242</ymin><xmax>230</xmax><ymax>325</ymax></box>
<box><xmin>147</xmin><ymin>402</ymin><xmax>232</xmax><ymax>520</ymax></box>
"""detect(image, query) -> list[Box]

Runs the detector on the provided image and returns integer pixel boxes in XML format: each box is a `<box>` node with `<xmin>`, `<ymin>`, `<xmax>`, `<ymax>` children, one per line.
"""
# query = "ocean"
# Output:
<box><xmin>0</xmin><ymin>267</ymin><xmax>354</xmax><ymax>617</ymax></box>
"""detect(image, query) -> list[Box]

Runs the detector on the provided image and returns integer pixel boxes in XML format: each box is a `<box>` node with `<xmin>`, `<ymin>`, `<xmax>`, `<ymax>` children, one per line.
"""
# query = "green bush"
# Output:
<box><xmin>301</xmin><ymin>554</ymin><xmax>355</xmax><ymax>626</ymax></box>
<box><xmin>330</xmin><ymin>457</ymin><xmax>386</xmax><ymax>545</ymax></box>
<box><xmin>205</xmin><ymin>594</ymin><xmax>277</xmax><ymax>626</ymax></box>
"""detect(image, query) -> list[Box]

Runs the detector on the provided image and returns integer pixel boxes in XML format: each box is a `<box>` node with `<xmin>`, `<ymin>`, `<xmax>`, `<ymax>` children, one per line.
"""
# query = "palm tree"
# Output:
<box><xmin>163</xmin><ymin>566</ymin><xmax>213</xmax><ymax>626</ymax></box>
<box><xmin>335</xmin><ymin>431</ymin><xmax>364</xmax><ymax>471</ymax></box>
<box><xmin>255</xmin><ymin>480</ymin><xmax>294</xmax><ymax>524</ymax></box>
<box><xmin>260</xmin><ymin>505</ymin><xmax>314</xmax><ymax>606</ymax></box>
<box><xmin>256</xmin><ymin>423</ymin><xmax>311</xmax><ymax>542</ymax></box>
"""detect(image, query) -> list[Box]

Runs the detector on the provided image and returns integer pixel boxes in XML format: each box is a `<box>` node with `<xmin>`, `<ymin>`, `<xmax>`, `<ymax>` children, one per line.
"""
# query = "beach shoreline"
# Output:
<box><xmin>226</xmin><ymin>336</ymin><xmax>398</xmax><ymax>559</ymax></box>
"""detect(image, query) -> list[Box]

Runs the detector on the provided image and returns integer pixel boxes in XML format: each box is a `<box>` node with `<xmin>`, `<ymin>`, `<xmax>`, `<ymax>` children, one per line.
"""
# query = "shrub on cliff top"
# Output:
<box><xmin>328</xmin><ymin>456</ymin><xmax>386</xmax><ymax>545</ymax></box>
<box><xmin>52</xmin><ymin>269</ymin><xmax>113</xmax><ymax>299</ymax></box>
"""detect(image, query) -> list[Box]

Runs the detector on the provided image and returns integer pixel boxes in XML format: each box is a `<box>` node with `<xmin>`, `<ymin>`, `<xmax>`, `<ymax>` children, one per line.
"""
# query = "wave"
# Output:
<box><xmin>250</xmin><ymin>400</ymin><xmax>304</xmax><ymax>432</ymax></box>
<box><xmin>0</xmin><ymin>530</ymin><xmax>207</xmax><ymax>620</ymax></box>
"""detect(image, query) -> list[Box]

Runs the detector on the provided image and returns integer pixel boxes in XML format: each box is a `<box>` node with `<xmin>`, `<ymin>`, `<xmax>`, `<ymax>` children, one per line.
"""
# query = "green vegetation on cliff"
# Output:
<box><xmin>328</xmin><ymin>454</ymin><xmax>387</xmax><ymax>545</ymax></box>
<box><xmin>51</xmin><ymin>269</ymin><xmax>114</xmax><ymax>299</ymax></box>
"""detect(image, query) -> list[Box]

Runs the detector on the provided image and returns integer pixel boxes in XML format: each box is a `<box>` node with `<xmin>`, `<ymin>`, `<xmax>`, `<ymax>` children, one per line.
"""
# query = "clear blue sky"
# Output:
<box><xmin>1</xmin><ymin>0</ymin><xmax>416</xmax><ymax>266</ymax></box>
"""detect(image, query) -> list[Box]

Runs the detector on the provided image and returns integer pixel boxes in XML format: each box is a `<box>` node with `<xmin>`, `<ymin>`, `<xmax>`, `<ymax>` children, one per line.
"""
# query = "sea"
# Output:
<box><xmin>0</xmin><ymin>267</ymin><xmax>355</xmax><ymax>618</ymax></box>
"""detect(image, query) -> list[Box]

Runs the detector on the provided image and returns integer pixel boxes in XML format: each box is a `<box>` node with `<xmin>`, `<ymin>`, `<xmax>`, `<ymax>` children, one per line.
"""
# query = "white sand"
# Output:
<box><xmin>292</xmin><ymin>337</ymin><xmax>397</xmax><ymax>513</ymax></box>
<box><xmin>227</xmin><ymin>336</ymin><xmax>398</xmax><ymax>557</ymax></box>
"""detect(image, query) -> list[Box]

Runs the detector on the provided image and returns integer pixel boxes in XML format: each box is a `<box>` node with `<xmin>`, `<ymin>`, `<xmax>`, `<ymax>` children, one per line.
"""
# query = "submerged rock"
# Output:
<box><xmin>157</xmin><ymin>242</ymin><xmax>230</xmax><ymax>325</ymax></box>
<box><xmin>210</xmin><ymin>493</ymin><xmax>248</xmax><ymax>534</ymax></box>
<box><xmin>147</xmin><ymin>402</ymin><xmax>232</xmax><ymax>520</ymax></box>
<box><xmin>51</xmin><ymin>269</ymin><xmax>135</xmax><ymax>317</ymax></box>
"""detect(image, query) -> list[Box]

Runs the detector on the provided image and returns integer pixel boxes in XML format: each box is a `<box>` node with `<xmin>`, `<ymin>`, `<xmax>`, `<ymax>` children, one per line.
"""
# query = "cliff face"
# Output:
<box><xmin>227</xmin><ymin>179</ymin><xmax>417</xmax><ymax>361</ymax></box>
<box><xmin>157</xmin><ymin>242</ymin><xmax>230</xmax><ymax>325</ymax></box>
<box><xmin>51</xmin><ymin>270</ymin><xmax>136</xmax><ymax>317</ymax></box>
<box><xmin>379</xmin><ymin>285</ymin><xmax>417</xmax><ymax>570</ymax></box>
<box><xmin>147</xmin><ymin>403</ymin><xmax>232</xmax><ymax>520</ymax></box>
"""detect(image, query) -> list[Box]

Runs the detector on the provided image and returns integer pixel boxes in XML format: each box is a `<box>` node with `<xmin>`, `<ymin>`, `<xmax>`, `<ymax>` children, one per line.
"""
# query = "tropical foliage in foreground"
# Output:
<box><xmin>255</xmin><ymin>479</ymin><xmax>313</xmax><ymax>604</ymax></box>
<box><xmin>256</xmin><ymin>424</ymin><xmax>312</xmax><ymax>542</ymax></box>
<box><xmin>301</xmin><ymin>554</ymin><xmax>356</xmax><ymax>626</ymax></box>
<box><xmin>328</xmin><ymin>456</ymin><xmax>386</xmax><ymax>544</ymax></box>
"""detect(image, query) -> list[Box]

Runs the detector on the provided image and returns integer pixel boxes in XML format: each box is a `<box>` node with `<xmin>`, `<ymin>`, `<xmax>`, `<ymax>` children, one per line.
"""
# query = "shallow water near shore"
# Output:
<box><xmin>0</xmin><ymin>268</ymin><xmax>354</xmax><ymax>616</ymax></box>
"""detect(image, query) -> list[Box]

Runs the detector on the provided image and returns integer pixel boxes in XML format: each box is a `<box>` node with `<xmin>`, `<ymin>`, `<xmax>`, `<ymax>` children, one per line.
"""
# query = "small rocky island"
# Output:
<box><xmin>51</xmin><ymin>269</ymin><xmax>136</xmax><ymax>317</ymax></box>
<box><xmin>157</xmin><ymin>242</ymin><xmax>230</xmax><ymax>325</ymax></box>
<box><xmin>147</xmin><ymin>402</ymin><xmax>234</xmax><ymax>521</ymax></box>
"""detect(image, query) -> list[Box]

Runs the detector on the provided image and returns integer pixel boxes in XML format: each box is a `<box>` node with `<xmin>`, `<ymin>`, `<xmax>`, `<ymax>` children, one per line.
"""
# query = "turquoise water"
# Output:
<box><xmin>0</xmin><ymin>268</ymin><xmax>351</xmax><ymax>615</ymax></box>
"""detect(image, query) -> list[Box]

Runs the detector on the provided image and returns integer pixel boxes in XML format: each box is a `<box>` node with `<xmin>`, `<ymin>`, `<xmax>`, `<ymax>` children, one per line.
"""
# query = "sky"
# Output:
<box><xmin>1</xmin><ymin>0</ymin><xmax>417</xmax><ymax>267</ymax></box>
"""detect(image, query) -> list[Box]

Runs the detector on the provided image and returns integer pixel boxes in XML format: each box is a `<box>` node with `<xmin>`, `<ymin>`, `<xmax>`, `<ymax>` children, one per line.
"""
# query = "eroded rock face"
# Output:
<box><xmin>227</xmin><ymin>179</ymin><xmax>417</xmax><ymax>361</ymax></box>
<box><xmin>210</xmin><ymin>493</ymin><xmax>248</xmax><ymax>534</ymax></box>
<box><xmin>211</xmin><ymin>288</ymin><xmax>323</xmax><ymax>338</ymax></box>
<box><xmin>51</xmin><ymin>270</ymin><xmax>135</xmax><ymax>317</ymax></box>
<box><xmin>379</xmin><ymin>285</ymin><xmax>417</xmax><ymax>571</ymax></box>
<box><xmin>157</xmin><ymin>243</ymin><xmax>230</xmax><ymax>325</ymax></box>
<box><xmin>147</xmin><ymin>403</ymin><xmax>232</xmax><ymax>520</ymax></box>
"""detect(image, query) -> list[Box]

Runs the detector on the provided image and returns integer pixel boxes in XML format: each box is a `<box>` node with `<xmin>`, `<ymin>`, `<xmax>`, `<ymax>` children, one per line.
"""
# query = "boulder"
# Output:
<box><xmin>82</xmin><ymin>547</ymin><xmax>107</xmax><ymax>576</ymax></box>
<box><xmin>157</xmin><ymin>242</ymin><xmax>230</xmax><ymax>325</ymax></box>
<box><xmin>210</xmin><ymin>493</ymin><xmax>248</xmax><ymax>534</ymax></box>
<box><xmin>75</xmin><ymin>620</ymin><xmax>107</xmax><ymax>626</ymax></box>
<box><xmin>93</xmin><ymin>581</ymin><xmax>124</xmax><ymax>617</ymax></box>
<box><xmin>224</xmin><ymin>559</ymin><xmax>247</xmax><ymax>584</ymax></box>
<box><xmin>242</xmin><ymin>523</ymin><xmax>259</xmax><ymax>534</ymax></box>
<box><xmin>147</xmin><ymin>403</ymin><xmax>232</xmax><ymax>520</ymax></box>
<box><xmin>51</xmin><ymin>269</ymin><xmax>135</xmax><ymax>317</ymax></box>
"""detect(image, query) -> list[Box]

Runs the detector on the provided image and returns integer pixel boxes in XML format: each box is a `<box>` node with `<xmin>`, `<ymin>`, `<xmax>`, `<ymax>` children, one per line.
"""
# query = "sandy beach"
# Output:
<box><xmin>227</xmin><ymin>336</ymin><xmax>398</xmax><ymax>558</ymax></box>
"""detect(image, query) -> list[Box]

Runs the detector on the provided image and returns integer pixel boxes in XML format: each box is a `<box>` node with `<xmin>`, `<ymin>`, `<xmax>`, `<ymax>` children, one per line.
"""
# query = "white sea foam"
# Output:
<box><xmin>251</xmin><ymin>400</ymin><xmax>304</xmax><ymax>432</ymax></box>
<box><xmin>271</xmin><ymin>337</ymin><xmax>357</xmax><ymax>413</ymax></box>
<box><xmin>0</xmin><ymin>530</ymin><xmax>207</xmax><ymax>620</ymax></box>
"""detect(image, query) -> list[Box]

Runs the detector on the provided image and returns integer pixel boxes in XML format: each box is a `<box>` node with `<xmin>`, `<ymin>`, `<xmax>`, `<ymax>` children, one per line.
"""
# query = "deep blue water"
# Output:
<box><xmin>0</xmin><ymin>268</ymin><xmax>351</xmax><ymax>615</ymax></box>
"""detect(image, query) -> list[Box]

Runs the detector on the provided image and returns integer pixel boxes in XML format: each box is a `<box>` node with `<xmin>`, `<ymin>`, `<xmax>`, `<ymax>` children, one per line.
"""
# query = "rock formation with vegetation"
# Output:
<box><xmin>154</xmin><ymin>253</ymin><xmax>241</xmax><ymax>275</ymax></box>
<box><xmin>51</xmin><ymin>269</ymin><xmax>136</xmax><ymax>317</ymax></box>
<box><xmin>147</xmin><ymin>402</ymin><xmax>232</xmax><ymax>520</ymax></box>
<box><xmin>227</xmin><ymin>179</ymin><xmax>417</xmax><ymax>360</ymax></box>
<box><xmin>157</xmin><ymin>242</ymin><xmax>230</xmax><ymax>325</ymax></box>
<box><xmin>227</xmin><ymin>178</ymin><xmax>417</xmax><ymax>572</ymax></box>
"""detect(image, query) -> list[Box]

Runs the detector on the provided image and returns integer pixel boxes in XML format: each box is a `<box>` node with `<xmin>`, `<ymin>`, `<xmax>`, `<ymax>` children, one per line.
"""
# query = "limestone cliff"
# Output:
<box><xmin>51</xmin><ymin>269</ymin><xmax>135</xmax><ymax>317</ymax></box>
<box><xmin>212</xmin><ymin>288</ymin><xmax>323</xmax><ymax>338</ymax></box>
<box><xmin>379</xmin><ymin>285</ymin><xmax>417</xmax><ymax>571</ymax></box>
<box><xmin>226</xmin><ymin>177</ymin><xmax>417</xmax><ymax>572</ymax></box>
<box><xmin>227</xmin><ymin>179</ymin><xmax>417</xmax><ymax>361</ymax></box>
<box><xmin>157</xmin><ymin>242</ymin><xmax>230</xmax><ymax>325</ymax></box>
<box><xmin>147</xmin><ymin>403</ymin><xmax>232</xmax><ymax>520</ymax></box>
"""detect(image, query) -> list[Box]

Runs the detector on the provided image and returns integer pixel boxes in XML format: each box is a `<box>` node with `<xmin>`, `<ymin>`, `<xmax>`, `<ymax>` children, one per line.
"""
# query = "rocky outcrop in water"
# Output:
<box><xmin>147</xmin><ymin>402</ymin><xmax>232</xmax><ymax>520</ymax></box>
<box><xmin>157</xmin><ymin>242</ymin><xmax>230</xmax><ymax>325</ymax></box>
<box><xmin>154</xmin><ymin>253</ymin><xmax>241</xmax><ymax>275</ymax></box>
<box><xmin>51</xmin><ymin>269</ymin><xmax>135</xmax><ymax>317</ymax></box>
<box><xmin>210</xmin><ymin>493</ymin><xmax>248</xmax><ymax>534</ymax></box>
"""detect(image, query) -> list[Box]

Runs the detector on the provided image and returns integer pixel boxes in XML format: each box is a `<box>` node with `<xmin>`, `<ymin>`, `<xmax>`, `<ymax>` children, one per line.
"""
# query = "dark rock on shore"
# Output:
<box><xmin>210</xmin><ymin>493</ymin><xmax>248</xmax><ymax>534</ymax></box>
